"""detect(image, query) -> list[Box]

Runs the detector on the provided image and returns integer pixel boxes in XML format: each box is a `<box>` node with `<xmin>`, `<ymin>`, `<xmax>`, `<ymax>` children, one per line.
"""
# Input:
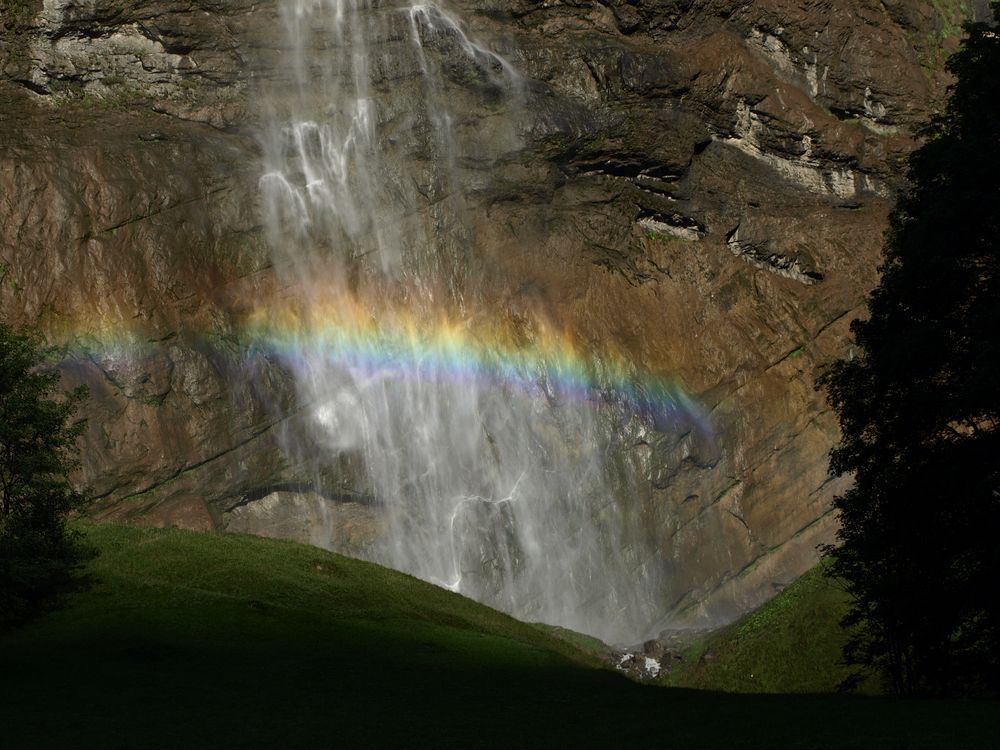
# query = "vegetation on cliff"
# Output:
<box><xmin>0</xmin><ymin>323</ymin><xmax>89</xmax><ymax>624</ymax></box>
<box><xmin>821</xmin><ymin>4</ymin><xmax>1000</xmax><ymax>696</ymax></box>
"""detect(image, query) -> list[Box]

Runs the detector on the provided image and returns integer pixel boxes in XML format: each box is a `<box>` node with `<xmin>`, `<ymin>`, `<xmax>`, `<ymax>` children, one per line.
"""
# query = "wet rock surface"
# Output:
<box><xmin>0</xmin><ymin>1</ymin><xmax>973</xmax><ymax>630</ymax></box>
<box><xmin>611</xmin><ymin>630</ymin><xmax>712</xmax><ymax>681</ymax></box>
<box><xmin>225</xmin><ymin>490</ymin><xmax>381</xmax><ymax>556</ymax></box>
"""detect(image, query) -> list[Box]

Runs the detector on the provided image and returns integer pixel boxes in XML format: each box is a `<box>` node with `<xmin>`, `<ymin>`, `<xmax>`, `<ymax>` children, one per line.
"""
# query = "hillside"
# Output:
<box><xmin>662</xmin><ymin>565</ymin><xmax>862</xmax><ymax>693</ymax></box>
<box><xmin>1</xmin><ymin>525</ymin><xmax>996</xmax><ymax>749</ymax></box>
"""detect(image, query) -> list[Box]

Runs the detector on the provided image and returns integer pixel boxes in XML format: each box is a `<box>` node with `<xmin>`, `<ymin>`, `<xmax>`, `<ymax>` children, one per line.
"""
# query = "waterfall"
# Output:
<box><xmin>254</xmin><ymin>0</ymin><xmax>700</xmax><ymax>644</ymax></box>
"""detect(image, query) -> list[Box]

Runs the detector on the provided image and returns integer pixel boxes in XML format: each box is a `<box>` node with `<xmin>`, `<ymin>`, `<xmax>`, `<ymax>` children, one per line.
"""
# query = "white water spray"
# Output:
<box><xmin>257</xmin><ymin>0</ymin><xmax>675</xmax><ymax>643</ymax></box>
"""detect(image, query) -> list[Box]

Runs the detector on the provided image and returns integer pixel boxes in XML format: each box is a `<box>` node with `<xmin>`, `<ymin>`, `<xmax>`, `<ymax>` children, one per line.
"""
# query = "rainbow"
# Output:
<box><xmin>241</xmin><ymin>298</ymin><xmax>712</xmax><ymax>437</ymax></box>
<box><xmin>51</xmin><ymin>296</ymin><xmax>712</xmax><ymax>437</ymax></box>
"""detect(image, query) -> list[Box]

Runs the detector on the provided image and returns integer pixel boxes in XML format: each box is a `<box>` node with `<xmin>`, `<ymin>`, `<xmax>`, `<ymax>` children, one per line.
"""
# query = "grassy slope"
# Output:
<box><xmin>664</xmin><ymin>565</ymin><xmax>865</xmax><ymax>694</ymax></box>
<box><xmin>1</xmin><ymin>524</ymin><xmax>996</xmax><ymax>749</ymax></box>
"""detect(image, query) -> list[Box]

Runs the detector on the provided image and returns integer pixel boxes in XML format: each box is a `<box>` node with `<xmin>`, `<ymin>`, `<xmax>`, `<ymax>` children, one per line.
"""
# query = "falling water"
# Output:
<box><xmin>255</xmin><ymin>0</ymin><xmax>699</xmax><ymax>644</ymax></box>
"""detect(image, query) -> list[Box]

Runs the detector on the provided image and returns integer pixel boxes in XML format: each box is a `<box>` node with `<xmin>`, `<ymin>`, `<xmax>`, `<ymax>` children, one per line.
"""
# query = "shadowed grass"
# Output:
<box><xmin>1</xmin><ymin>524</ymin><xmax>996</xmax><ymax>748</ymax></box>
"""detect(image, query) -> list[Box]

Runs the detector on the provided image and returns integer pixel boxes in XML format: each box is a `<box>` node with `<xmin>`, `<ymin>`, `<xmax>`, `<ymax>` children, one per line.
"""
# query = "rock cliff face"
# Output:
<box><xmin>0</xmin><ymin>0</ymin><xmax>979</xmax><ymax>632</ymax></box>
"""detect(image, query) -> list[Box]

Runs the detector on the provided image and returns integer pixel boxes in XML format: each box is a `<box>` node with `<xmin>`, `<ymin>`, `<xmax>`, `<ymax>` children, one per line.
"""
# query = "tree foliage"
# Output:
<box><xmin>0</xmin><ymin>323</ymin><xmax>89</xmax><ymax>624</ymax></box>
<box><xmin>820</xmin><ymin>5</ymin><xmax>1000</xmax><ymax>696</ymax></box>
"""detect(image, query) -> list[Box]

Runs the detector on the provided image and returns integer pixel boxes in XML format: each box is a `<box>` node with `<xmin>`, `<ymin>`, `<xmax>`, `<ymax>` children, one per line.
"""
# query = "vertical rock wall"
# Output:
<box><xmin>0</xmin><ymin>0</ymin><xmax>973</xmax><ymax>630</ymax></box>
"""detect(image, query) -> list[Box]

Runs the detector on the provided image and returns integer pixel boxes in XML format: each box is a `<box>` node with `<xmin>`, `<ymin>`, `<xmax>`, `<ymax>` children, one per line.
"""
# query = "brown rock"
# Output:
<box><xmin>0</xmin><ymin>0</ymin><xmax>976</xmax><ymax>629</ymax></box>
<box><xmin>122</xmin><ymin>494</ymin><xmax>217</xmax><ymax>532</ymax></box>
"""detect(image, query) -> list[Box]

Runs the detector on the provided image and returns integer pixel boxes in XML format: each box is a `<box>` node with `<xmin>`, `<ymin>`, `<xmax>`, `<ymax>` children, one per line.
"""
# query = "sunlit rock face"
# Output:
<box><xmin>0</xmin><ymin>0</ymin><xmax>974</xmax><ymax>640</ymax></box>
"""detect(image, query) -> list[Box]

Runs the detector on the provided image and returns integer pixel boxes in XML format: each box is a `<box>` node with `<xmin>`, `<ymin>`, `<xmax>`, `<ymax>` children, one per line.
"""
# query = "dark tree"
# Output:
<box><xmin>0</xmin><ymin>323</ymin><xmax>89</xmax><ymax>624</ymax></box>
<box><xmin>821</xmin><ymin>5</ymin><xmax>1000</xmax><ymax>696</ymax></box>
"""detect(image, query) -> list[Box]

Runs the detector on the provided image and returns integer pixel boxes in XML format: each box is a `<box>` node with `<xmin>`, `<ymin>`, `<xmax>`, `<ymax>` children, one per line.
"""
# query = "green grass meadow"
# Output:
<box><xmin>1</xmin><ymin>524</ymin><xmax>996</xmax><ymax>748</ymax></box>
<box><xmin>663</xmin><ymin>565</ymin><xmax>868</xmax><ymax>694</ymax></box>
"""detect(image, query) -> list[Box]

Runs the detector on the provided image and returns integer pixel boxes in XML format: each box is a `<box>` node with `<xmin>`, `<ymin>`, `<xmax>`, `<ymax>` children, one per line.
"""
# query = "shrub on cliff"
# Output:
<box><xmin>820</xmin><ymin>5</ymin><xmax>1000</xmax><ymax>696</ymax></box>
<box><xmin>0</xmin><ymin>323</ymin><xmax>89</xmax><ymax>625</ymax></box>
